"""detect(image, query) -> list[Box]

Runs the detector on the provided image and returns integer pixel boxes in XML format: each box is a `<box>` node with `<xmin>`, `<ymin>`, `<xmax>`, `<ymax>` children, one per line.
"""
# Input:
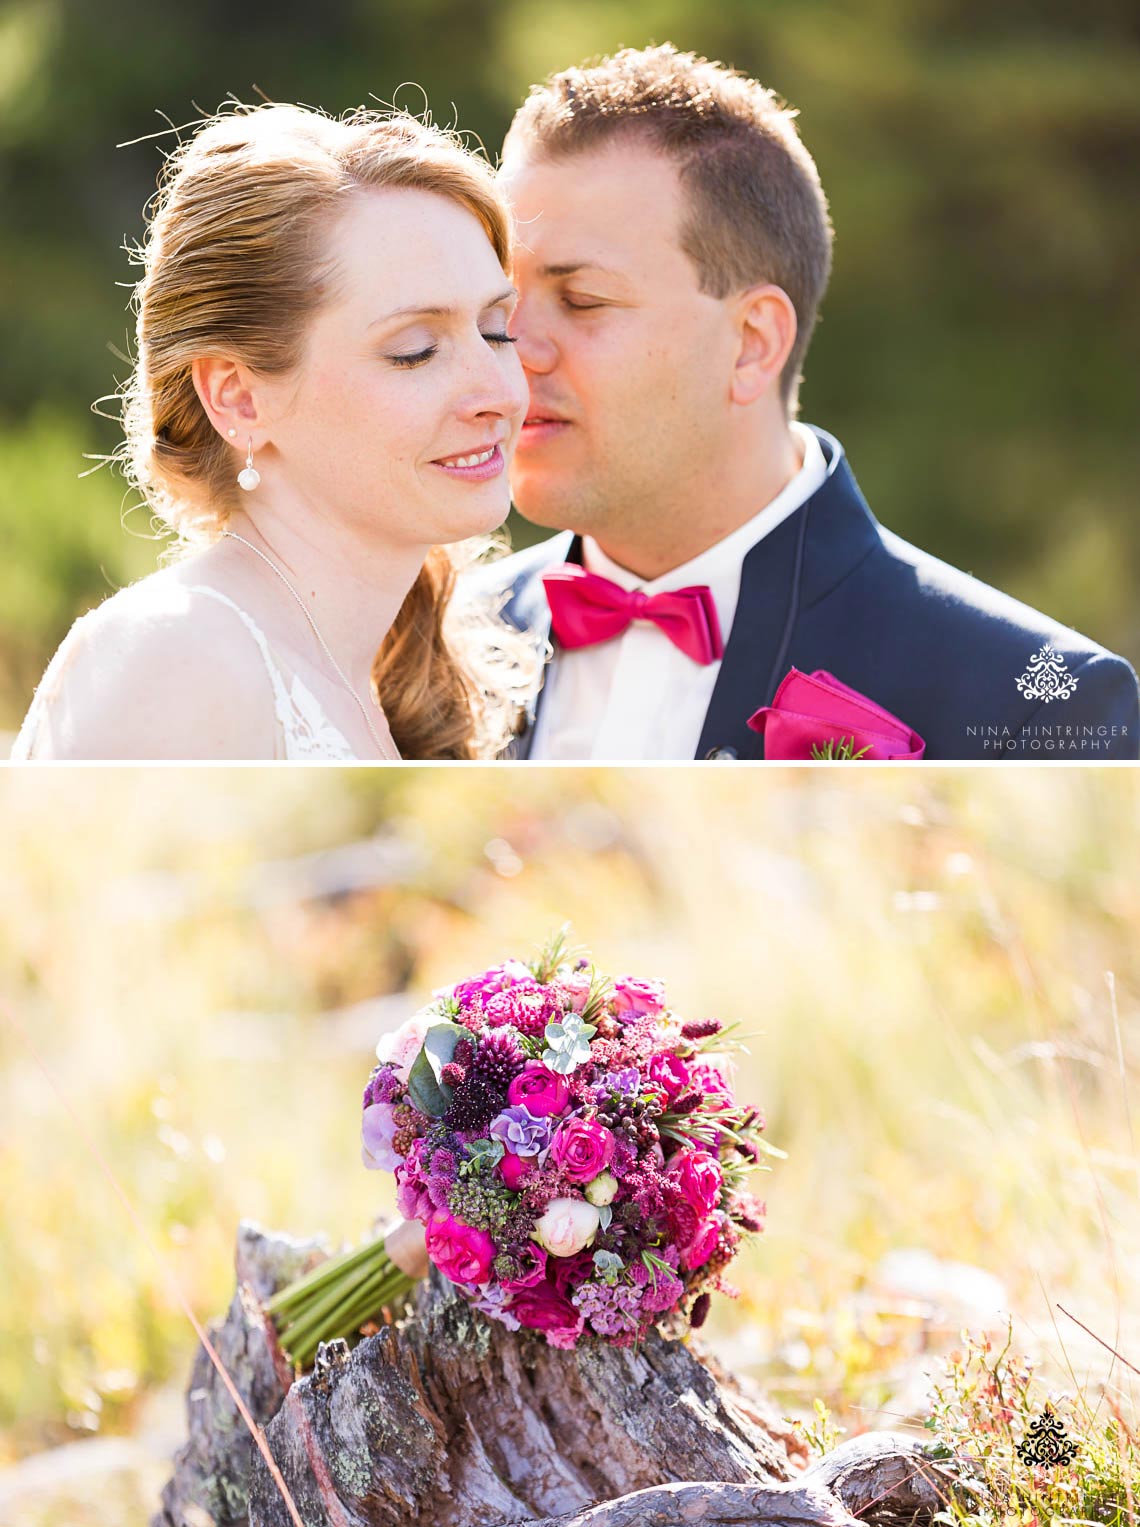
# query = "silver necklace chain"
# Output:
<box><xmin>221</xmin><ymin>530</ymin><xmax>397</xmax><ymax>760</ymax></box>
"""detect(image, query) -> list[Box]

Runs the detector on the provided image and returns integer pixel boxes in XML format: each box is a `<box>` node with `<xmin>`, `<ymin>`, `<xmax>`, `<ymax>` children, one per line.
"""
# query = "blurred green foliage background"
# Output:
<box><xmin>0</xmin><ymin>767</ymin><xmax>1138</xmax><ymax>1523</ymax></box>
<box><xmin>0</xmin><ymin>0</ymin><xmax>1138</xmax><ymax>728</ymax></box>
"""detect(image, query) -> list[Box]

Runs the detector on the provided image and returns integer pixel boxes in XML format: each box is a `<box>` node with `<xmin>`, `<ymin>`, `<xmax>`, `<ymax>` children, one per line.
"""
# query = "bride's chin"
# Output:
<box><xmin>434</xmin><ymin>493</ymin><xmax>513</xmax><ymax>541</ymax></box>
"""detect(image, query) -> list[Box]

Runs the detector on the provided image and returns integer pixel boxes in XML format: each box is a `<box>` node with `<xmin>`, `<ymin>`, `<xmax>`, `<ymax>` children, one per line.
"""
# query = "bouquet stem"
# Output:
<box><xmin>265</xmin><ymin>1219</ymin><xmax>428</xmax><ymax>1369</ymax></box>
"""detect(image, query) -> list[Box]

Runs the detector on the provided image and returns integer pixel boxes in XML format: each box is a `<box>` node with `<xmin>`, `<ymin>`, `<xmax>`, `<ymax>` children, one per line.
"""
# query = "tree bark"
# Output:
<box><xmin>155</xmin><ymin>1224</ymin><xmax>956</xmax><ymax>1527</ymax></box>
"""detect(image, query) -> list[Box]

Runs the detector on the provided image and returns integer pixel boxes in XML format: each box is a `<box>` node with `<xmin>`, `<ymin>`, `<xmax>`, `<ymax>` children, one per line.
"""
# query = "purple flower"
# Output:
<box><xmin>593</xmin><ymin>1067</ymin><xmax>640</xmax><ymax>1101</ymax></box>
<box><xmin>361</xmin><ymin>1102</ymin><xmax>402</xmax><ymax>1172</ymax></box>
<box><xmin>460</xmin><ymin>1281</ymin><xmax>522</xmax><ymax>1332</ymax></box>
<box><xmin>489</xmin><ymin>1104</ymin><xmax>554</xmax><ymax>1158</ymax></box>
<box><xmin>363</xmin><ymin>1064</ymin><xmax>403</xmax><ymax>1108</ymax></box>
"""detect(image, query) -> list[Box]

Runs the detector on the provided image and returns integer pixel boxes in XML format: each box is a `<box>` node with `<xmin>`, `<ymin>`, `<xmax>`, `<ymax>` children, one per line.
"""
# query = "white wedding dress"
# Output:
<box><xmin>10</xmin><ymin>582</ymin><xmax>367</xmax><ymax>761</ymax></box>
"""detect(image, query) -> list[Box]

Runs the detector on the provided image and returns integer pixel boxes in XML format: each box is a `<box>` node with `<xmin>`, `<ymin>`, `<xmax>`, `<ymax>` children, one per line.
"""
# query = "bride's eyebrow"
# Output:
<box><xmin>368</xmin><ymin>287</ymin><xmax>517</xmax><ymax>329</ymax></box>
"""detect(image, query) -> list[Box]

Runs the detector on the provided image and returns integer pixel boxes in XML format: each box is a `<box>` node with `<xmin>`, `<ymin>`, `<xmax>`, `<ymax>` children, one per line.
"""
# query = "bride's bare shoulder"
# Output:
<box><xmin>30</xmin><ymin>572</ymin><xmax>280</xmax><ymax>760</ymax></box>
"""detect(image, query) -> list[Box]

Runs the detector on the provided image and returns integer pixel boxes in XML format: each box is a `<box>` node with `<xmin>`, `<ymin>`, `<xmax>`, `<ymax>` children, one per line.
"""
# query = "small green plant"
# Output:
<box><xmin>809</xmin><ymin>737</ymin><xmax>872</xmax><ymax>760</ymax></box>
<box><xmin>923</xmin><ymin>1323</ymin><xmax>1138</xmax><ymax>1527</ymax></box>
<box><xmin>790</xmin><ymin>1396</ymin><xmax>847</xmax><ymax>1458</ymax></box>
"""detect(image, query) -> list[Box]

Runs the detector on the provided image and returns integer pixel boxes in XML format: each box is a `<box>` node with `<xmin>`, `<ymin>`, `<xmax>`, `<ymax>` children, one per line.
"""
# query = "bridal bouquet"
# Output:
<box><xmin>267</xmin><ymin>935</ymin><xmax>776</xmax><ymax>1365</ymax></box>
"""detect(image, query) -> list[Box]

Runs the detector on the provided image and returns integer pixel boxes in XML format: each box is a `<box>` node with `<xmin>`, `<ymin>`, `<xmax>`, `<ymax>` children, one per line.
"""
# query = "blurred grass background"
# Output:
<box><xmin>0</xmin><ymin>765</ymin><xmax>1137</xmax><ymax>1523</ymax></box>
<box><xmin>1</xmin><ymin>0</ymin><xmax>1139</xmax><ymax>730</ymax></box>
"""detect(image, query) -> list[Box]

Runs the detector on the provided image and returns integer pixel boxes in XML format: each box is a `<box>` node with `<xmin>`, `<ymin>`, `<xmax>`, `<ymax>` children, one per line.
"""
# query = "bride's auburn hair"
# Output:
<box><xmin>120</xmin><ymin>102</ymin><xmax>533</xmax><ymax>760</ymax></box>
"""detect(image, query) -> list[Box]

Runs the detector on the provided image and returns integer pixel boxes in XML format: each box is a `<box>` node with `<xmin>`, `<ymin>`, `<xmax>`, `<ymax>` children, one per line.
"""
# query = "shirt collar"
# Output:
<box><xmin>582</xmin><ymin>422</ymin><xmax>828</xmax><ymax>620</ymax></box>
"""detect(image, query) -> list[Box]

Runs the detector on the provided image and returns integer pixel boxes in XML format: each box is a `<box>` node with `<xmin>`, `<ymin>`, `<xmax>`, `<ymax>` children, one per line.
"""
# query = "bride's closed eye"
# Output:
<box><xmin>387</xmin><ymin>332</ymin><xmax>518</xmax><ymax>369</ymax></box>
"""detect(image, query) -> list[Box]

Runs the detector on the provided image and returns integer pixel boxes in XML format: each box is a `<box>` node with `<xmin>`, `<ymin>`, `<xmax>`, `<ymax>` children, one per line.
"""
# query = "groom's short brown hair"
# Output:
<box><xmin>504</xmin><ymin>44</ymin><xmax>833</xmax><ymax>415</ymax></box>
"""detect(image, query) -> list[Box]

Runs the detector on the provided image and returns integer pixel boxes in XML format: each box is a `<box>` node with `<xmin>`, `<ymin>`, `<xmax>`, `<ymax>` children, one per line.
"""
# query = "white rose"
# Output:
<box><xmin>584</xmin><ymin>1171</ymin><xmax>618</xmax><ymax>1206</ymax></box>
<box><xmin>376</xmin><ymin>1008</ymin><xmax>434</xmax><ymax>1083</ymax></box>
<box><xmin>532</xmin><ymin>1197</ymin><xmax>601</xmax><ymax>1257</ymax></box>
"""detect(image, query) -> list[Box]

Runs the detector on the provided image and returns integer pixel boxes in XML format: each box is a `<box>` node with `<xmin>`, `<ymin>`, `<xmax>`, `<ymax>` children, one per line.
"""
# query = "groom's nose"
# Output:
<box><xmin>509</xmin><ymin>297</ymin><xmax>558</xmax><ymax>375</ymax></box>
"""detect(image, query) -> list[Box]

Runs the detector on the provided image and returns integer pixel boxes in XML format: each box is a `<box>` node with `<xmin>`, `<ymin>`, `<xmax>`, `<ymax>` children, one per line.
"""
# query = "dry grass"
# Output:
<box><xmin>0</xmin><ymin>767</ymin><xmax>1137</xmax><ymax>1523</ymax></box>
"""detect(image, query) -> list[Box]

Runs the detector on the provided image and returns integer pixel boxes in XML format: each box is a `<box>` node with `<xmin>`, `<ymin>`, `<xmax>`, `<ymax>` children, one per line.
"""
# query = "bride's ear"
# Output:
<box><xmin>192</xmin><ymin>356</ymin><xmax>263</xmax><ymax>444</ymax></box>
<box><xmin>730</xmin><ymin>285</ymin><xmax>797</xmax><ymax>407</ymax></box>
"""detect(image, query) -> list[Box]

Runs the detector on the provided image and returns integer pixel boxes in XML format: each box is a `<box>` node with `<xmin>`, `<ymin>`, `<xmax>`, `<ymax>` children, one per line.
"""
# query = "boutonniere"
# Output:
<box><xmin>747</xmin><ymin>669</ymin><xmax>926</xmax><ymax>760</ymax></box>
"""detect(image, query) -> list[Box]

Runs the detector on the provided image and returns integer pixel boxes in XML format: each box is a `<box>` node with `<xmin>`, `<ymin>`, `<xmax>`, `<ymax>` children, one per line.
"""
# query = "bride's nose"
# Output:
<box><xmin>454</xmin><ymin>337</ymin><xmax>528</xmax><ymax>422</ymax></box>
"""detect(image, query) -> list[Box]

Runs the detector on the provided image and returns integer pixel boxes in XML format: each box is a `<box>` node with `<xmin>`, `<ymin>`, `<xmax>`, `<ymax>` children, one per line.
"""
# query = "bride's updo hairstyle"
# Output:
<box><xmin>120</xmin><ymin>102</ymin><xmax>531</xmax><ymax>760</ymax></box>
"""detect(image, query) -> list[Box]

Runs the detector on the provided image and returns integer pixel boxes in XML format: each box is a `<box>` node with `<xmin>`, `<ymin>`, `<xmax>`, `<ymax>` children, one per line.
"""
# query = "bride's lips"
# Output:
<box><xmin>429</xmin><ymin>442</ymin><xmax>506</xmax><ymax>482</ymax></box>
<box><xmin>518</xmin><ymin>411</ymin><xmax>571</xmax><ymax>449</ymax></box>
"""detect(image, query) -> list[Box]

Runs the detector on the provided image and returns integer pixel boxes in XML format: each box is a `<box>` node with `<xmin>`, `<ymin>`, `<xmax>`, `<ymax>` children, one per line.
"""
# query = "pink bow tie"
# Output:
<box><xmin>542</xmin><ymin>564</ymin><xmax>725</xmax><ymax>665</ymax></box>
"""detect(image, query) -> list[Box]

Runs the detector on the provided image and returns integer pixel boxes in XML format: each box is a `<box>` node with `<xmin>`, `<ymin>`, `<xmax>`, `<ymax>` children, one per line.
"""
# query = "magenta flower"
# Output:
<box><xmin>500</xmin><ymin>1242</ymin><xmax>548</xmax><ymax>1291</ymax></box>
<box><xmin>666</xmin><ymin>1147</ymin><xmax>723</xmax><ymax>1217</ymax></box>
<box><xmin>646</xmin><ymin>1052</ymin><xmax>691</xmax><ymax>1104</ymax></box>
<box><xmin>507</xmin><ymin>1061</ymin><xmax>571</xmax><ymax>1118</ymax></box>
<box><xmin>509</xmin><ymin>1276</ymin><xmax>585</xmax><ymax>1345</ymax></box>
<box><xmin>485</xmin><ymin>983</ymin><xmax>564</xmax><ymax>1038</ymax></box>
<box><xmin>424</xmin><ymin>1209</ymin><xmax>496</xmax><ymax>1285</ymax></box>
<box><xmin>449</xmin><ymin>960</ymin><xmax>533</xmax><ymax>1008</ymax></box>
<box><xmin>680</xmin><ymin>1216</ymin><xmax>720</xmax><ymax>1272</ymax></box>
<box><xmin>550</xmin><ymin>1117</ymin><xmax>616</xmax><ymax>1184</ymax></box>
<box><xmin>498</xmin><ymin>1152</ymin><xmax>534</xmax><ymax>1191</ymax></box>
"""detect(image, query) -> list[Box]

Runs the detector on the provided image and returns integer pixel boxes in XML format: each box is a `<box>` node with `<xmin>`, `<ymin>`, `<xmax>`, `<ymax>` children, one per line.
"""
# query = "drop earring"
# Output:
<box><xmin>237</xmin><ymin>437</ymin><xmax>260</xmax><ymax>492</ymax></box>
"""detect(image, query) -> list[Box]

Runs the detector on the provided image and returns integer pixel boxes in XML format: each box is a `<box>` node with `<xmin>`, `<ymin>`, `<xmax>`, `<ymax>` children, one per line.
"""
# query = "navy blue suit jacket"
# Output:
<box><xmin>482</xmin><ymin>428</ymin><xmax>1139</xmax><ymax>760</ymax></box>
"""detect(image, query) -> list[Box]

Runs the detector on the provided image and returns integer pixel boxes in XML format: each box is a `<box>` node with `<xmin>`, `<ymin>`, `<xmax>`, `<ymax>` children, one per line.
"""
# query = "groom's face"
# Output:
<box><xmin>501</xmin><ymin>138</ymin><xmax>739</xmax><ymax>540</ymax></box>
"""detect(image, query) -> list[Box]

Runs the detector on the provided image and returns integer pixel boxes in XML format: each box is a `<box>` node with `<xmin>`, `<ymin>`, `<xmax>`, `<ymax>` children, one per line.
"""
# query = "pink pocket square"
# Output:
<box><xmin>747</xmin><ymin>669</ymin><xmax>926</xmax><ymax>760</ymax></box>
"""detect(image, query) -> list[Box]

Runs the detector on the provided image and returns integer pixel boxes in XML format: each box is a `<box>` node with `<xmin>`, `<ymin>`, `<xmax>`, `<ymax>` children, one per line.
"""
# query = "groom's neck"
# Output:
<box><xmin>587</xmin><ymin>423</ymin><xmax>804</xmax><ymax>582</ymax></box>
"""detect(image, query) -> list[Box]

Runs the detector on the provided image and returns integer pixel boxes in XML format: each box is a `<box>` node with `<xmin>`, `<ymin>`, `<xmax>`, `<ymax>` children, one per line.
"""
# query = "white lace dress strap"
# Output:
<box><xmin>9</xmin><ymin>582</ymin><xmax>361</xmax><ymax>762</ymax></box>
<box><xmin>178</xmin><ymin>585</ymin><xmax>359</xmax><ymax>761</ymax></box>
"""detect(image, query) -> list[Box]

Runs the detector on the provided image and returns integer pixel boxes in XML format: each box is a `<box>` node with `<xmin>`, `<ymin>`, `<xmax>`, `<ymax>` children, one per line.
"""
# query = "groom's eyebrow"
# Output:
<box><xmin>369</xmin><ymin>287</ymin><xmax>517</xmax><ymax>327</ymax></box>
<box><xmin>539</xmin><ymin>262</ymin><xmax>624</xmax><ymax>281</ymax></box>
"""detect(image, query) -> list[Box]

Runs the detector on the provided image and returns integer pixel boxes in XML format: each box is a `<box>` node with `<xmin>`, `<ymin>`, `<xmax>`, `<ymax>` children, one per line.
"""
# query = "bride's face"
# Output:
<box><xmin>255</xmin><ymin>186</ymin><xmax>527</xmax><ymax>548</ymax></box>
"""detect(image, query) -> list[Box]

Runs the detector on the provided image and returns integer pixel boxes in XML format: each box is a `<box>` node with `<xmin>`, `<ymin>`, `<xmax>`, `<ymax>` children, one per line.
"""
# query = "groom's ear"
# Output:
<box><xmin>730</xmin><ymin>284</ymin><xmax>798</xmax><ymax>407</ymax></box>
<box><xmin>192</xmin><ymin>356</ymin><xmax>265</xmax><ymax>444</ymax></box>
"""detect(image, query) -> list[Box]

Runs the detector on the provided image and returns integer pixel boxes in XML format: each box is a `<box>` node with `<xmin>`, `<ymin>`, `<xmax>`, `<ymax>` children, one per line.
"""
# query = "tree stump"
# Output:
<box><xmin>154</xmin><ymin>1224</ymin><xmax>958</xmax><ymax>1527</ymax></box>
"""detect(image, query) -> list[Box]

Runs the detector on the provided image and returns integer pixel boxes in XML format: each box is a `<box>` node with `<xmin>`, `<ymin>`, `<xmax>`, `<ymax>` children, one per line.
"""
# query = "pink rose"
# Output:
<box><xmin>507</xmin><ymin>1062</ymin><xmax>570</xmax><ymax>1118</ymax></box>
<box><xmin>747</xmin><ymin>669</ymin><xmax>925</xmax><ymax>760</ymax></box>
<box><xmin>612</xmin><ymin>977</ymin><xmax>666</xmax><ymax>1019</ymax></box>
<box><xmin>646</xmin><ymin>1052</ymin><xmax>691</xmax><ymax>1104</ymax></box>
<box><xmin>424</xmin><ymin>1209</ymin><xmax>496</xmax><ymax>1285</ymax></box>
<box><xmin>554</xmin><ymin>972</ymin><xmax>592</xmax><ymax>1012</ymax></box>
<box><xmin>681</xmin><ymin>1216</ymin><xmax>720</xmax><ymax>1272</ymax></box>
<box><xmin>375</xmin><ymin>1008</ymin><xmax>434</xmax><ymax>1083</ymax></box>
<box><xmin>551</xmin><ymin>1118</ymin><xmax>615</xmax><ymax>1184</ymax></box>
<box><xmin>666</xmin><ymin>1148</ymin><xmax>723</xmax><ymax>1216</ymax></box>
<box><xmin>509</xmin><ymin>1276</ymin><xmax>584</xmax><ymax>1345</ymax></box>
<box><xmin>498</xmin><ymin>1152</ymin><xmax>534</xmax><ymax>1191</ymax></box>
<box><xmin>395</xmin><ymin>1138</ymin><xmax>432</xmax><ymax>1222</ymax></box>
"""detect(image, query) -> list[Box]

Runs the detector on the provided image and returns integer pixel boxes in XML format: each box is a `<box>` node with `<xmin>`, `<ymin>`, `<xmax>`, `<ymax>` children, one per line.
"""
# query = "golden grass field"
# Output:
<box><xmin>1</xmin><ymin>766</ymin><xmax>1137</xmax><ymax>1524</ymax></box>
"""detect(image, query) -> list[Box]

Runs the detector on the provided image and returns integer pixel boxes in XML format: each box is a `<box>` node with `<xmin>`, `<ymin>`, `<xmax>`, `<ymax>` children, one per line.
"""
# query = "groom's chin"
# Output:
<box><xmin>508</xmin><ymin>472</ymin><xmax>580</xmax><ymax>533</ymax></box>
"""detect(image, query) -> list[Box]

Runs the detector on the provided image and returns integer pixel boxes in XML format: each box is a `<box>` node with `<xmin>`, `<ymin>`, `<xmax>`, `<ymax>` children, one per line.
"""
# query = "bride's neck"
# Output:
<box><xmin>221</xmin><ymin>500</ymin><xmax>427</xmax><ymax>696</ymax></box>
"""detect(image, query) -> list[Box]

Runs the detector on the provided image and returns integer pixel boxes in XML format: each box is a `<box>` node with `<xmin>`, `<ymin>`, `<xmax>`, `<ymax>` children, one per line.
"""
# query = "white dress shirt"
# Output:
<box><xmin>529</xmin><ymin>422</ymin><xmax>828</xmax><ymax>760</ymax></box>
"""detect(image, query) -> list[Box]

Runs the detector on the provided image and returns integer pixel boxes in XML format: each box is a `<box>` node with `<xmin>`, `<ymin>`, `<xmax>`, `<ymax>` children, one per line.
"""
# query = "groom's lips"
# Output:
<box><xmin>518</xmin><ymin>411</ymin><xmax>571</xmax><ymax>449</ymax></box>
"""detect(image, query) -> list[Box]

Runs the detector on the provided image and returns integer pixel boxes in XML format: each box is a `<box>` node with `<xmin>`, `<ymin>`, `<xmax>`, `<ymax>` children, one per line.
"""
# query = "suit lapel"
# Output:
<box><xmin>695</xmin><ymin>430</ymin><xmax>882</xmax><ymax>760</ymax></box>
